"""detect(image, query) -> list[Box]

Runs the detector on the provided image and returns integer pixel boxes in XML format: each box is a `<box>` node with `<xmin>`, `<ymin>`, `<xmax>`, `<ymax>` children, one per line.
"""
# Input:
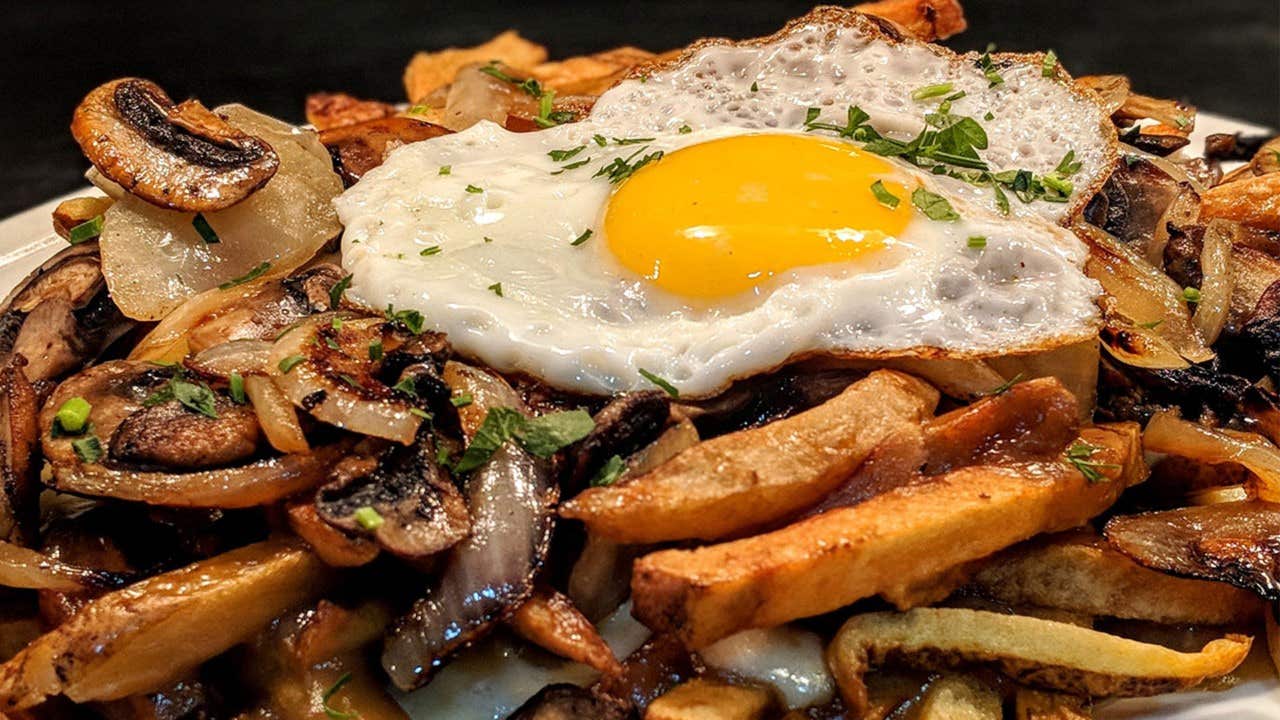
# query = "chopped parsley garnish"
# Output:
<box><xmin>591</xmin><ymin>455</ymin><xmax>627</xmax><ymax>487</ymax></box>
<box><xmin>409</xmin><ymin>408</ymin><xmax>432</xmax><ymax>419</ymax></box>
<box><xmin>384</xmin><ymin>305</ymin><xmax>425</xmax><ymax>334</ymax></box>
<box><xmin>750</xmin><ymin>81</ymin><xmax>759</xmax><ymax>92</ymax></box>
<box><xmin>977</xmin><ymin>49</ymin><xmax>1004</xmax><ymax>87</ymax></box>
<box><xmin>67</xmin><ymin>215</ymin><xmax>104</xmax><ymax>245</ymax></box>
<box><xmin>368</xmin><ymin>339</ymin><xmax>383</xmax><ymax>361</ymax></box>
<box><xmin>438</xmin><ymin>165</ymin><xmax>452</xmax><ymax>176</ymax></box>
<box><xmin>570</xmin><ymin>229</ymin><xmax>593</xmax><ymax>246</ymax></box>
<box><xmin>593</xmin><ymin>134</ymin><xmax>608</xmax><ymax>147</ymax></box>
<box><xmin>451</xmin><ymin>392</ymin><xmax>474</xmax><ymax>408</ymax></box>
<box><xmin>678</xmin><ymin>124</ymin><xmax>692</xmax><ymax>134</ymax></box>
<box><xmin>144</xmin><ymin>372</ymin><xmax>219</xmax><ymax>419</ymax></box>
<box><xmin>55</xmin><ymin>397</ymin><xmax>92</xmax><ymax>434</ymax></box>
<box><xmin>967</xmin><ymin>236</ymin><xmax>988</xmax><ymax>249</ymax></box>
<box><xmin>549</xmin><ymin>145</ymin><xmax>587</xmax><ymax>162</ymax></box>
<box><xmin>1183</xmin><ymin>287</ymin><xmax>1201</xmax><ymax>304</ymax></box>
<box><xmin>911</xmin><ymin>188</ymin><xmax>960</xmax><ymax>221</ymax></box>
<box><xmin>593</xmin><ymin>146</ymin><xmax>664</xmax><ymax>184</ymax></box>
<box><xmin>392</xmin><ymin>377</ymin><xmax>418</xmax><ymax>397</ymax></box>
<box><xmin>278</xmin><ymin>355</ymin><xmax>305</xmax><ymax>374</ymax></box>
<box><xmin>639</xmin><ymin>368</ymin><xmax>679</xmax><ymax>397</ymax></box>
<box><xmin>72</xmin><ymin>436</ymin><xmax>103</xmax><ymax>464</ymax></box>
<box><xmin>420</xmin><ymin>246</ymin><xmax>442</xmax><ymax>256</ymax></box>
<box><xmin>869</xmin><ymin>180</ymin><xmax>900</xmax><ymax>209</ymax></box>
<box><xmin>613</xmin><ymin>137</ymin><xmax>656</xmax><ymax>146</ymax></box>
<box><xmin>985</xmin><ymin>372</ymin><xmax>1024</xmax><ymax>397</ymax></box>
<box><xmin>551</xmin><ymin>158</ymin><xmax>592</xmax><ymax>175</ymax></box>
<box><xmin>480</xmin><ymin>61</ymin><xmax>544</xmax><ymax>98</ymax></box>
<box><xmin>322</xmin><ymin>673</ymin><xmax>357</xmax><ymax>720</ymax></box>
<box><xmin>464</xmin><ymin>184</ymin><xmax>483</xmax><ymax>194</ymax></box>
<box><xmin>488</xmin><ymin>282</ymin><xmax>504</xmax><ymax>297</ymax></box>
<box><xmin>1042</xmin><ymin>49</ymin><xmax>1059</xmax><ymax>77</ymax></box>
<box><xmin>338</xmin><ymin>373</ymin><xmax>363</xmax><ymax>389</ymax></box>
<box><xmin>1137</xmin><ymin>319</ymin><xmax>1164</xmax><ymax>329</ymax></box>
<box><xmin>192</xmin><ymin>213</ymin><xmax>219</xmax><ymax>243</ymax></box>
<box><xmin>329</xmin><ymin>274</ymin><xmax>353</xmax><ymax>310</ymax></box>
<box><xmin>218</xmin><ymin>262</ymin><xmax>271</xmax><ymax>290</ymax></box>
<box><xmin>911</xmin><ymin>82</ymin><xmax>954</xmax><ymax>101</ymax></box>
<box><xmin>353</xmin><ymin>507</ymin><xmax>384</xmax><ymax>532</ymax></box>
<box><xmin>452</xmin><ymin>407</ymin><xmax>596</xmax><ymax>473</ymax></box>
<box><xmin>229</xmin><ymin>372</ymin><xmax>247</xmax><ymax>404</ymax></box>
<box><xmin>1065</xmin><ymin>441</ymin><xmax>1119</xmax><ymax>483</ymax></box>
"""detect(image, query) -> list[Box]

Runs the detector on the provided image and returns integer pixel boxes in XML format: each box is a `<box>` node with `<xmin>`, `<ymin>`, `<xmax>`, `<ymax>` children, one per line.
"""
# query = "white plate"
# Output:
<box><xmin>1</xmin><ymin>113</ymin><xmax>1276</xmax><ymax>719</ymax></box>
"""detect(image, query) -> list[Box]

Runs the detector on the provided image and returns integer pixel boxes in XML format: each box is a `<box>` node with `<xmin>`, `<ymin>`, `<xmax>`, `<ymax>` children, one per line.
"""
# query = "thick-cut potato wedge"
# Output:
<box><xmin>509</xmin><ymin>588</ymin><xmax>621</xmax><ymax>676</ymax></box>
<box><xmin>645</xmin><ymin>678</ymin><xmax>774</xmax><ymax>720</ymax></box>
<box><xmin>1202</xmin><ymin>173</ymin><xmax>1280</xmax><ymax>231</ymax></box>
<box><xmin>305</xmin><ymin>92</ymin><xmax>396</xmax><ymax>131</ymax></box>
<box><xmin>403</xmin><ymin>30</ymin><xmax>548</xmax><ymax>102</ymax></box>
<box><xmin>916</xmin><ymin>674</ymin><xmax>1001</xmax><ymax>720</ymax></box>
<box><xmin>0</xmin><ymin>539</ymin><xmax>329</xmax><ymax>709</ymax></box>
<box><xmin>1015</xmin><ymin>689</ymin><xmax>1092</xmax><ymax>719</ymax></box>
<box><xmin>562</xmin><ymin>370</ymin><xmax>938</xmax><ymax>543</ymax></box>
<box><xmin>633</xmin><ymin>424</ymin><xmax>1143</xmax><ymax>647</ymax></box>
<box><xmin>827</xmin><ymin>608</ymin><xmax>1251</xmax><ymax>716</ymax></box>
<box><xmin>531</xmin><ymin>47</ymin><xmax>656</xmax><ymax>95</ymax></box>
<box><xmin>969</xmin><ymin>530</ymin><xmax>1262</xmax><ymax>625</ymax></box>
<box><xmin>853</xmin><ymin>0</ymin><xmax>968</xmax><ymax>40</ymax></box>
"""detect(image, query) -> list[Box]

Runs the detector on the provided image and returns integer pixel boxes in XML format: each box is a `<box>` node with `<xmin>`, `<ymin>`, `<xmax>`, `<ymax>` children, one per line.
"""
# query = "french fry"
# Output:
<box><xmin>1202</xmin><ymin>173</ymin><xmax>1280</xmax><ymax>231</ymax></box>
<box><xmin>402</xmin><ymin>31</ymin><xmax>548</xmax><ymax>103</ymax></box>
<box><xmin>530</xmin><ymin>47</ymin><xmax>656</xmax><ymax>95</ymax></box>
<box><xmin>853</xmin><ymin>0</ymin><xmax>968</xmax><ymax>41</ymax></box>
<box><xmin>827</xmin><ymin>608</ymin><xmax>1251</xmax><ymax>716</ymax></box>
<box><xmin>916</xmin><ymin>674</ymin><xmax>1001</xmax><ymax>720</ymax></box>
<box><xmin>1014</xmin><ymin>688</ymin><xmax>1093</xmax><ymax>719</ymax></box>
<box><xmin>562</xmin><ymin>370</ymin><xmax>938</xmax><ymax>543</ymax></box>
<box><xmin>922</xmin><ymin>377</ymin><xmax>1079</xmax><ymax>473</ymax></box>
<box><xmin>51</xmin><ymin>196</ymin><xmax>113</xmax><ymax>241</ymax></box>
<box><xmin>969</xmin><ymin>530</ymin><xmax>1262</xmax><ymax>625</ymax></box>
<box><xmin>304</xmin><ymin>92</ymin><xmax>396</xmax><ymax>131</ymax></box>
<box><xmin>508</xmin><ymin>588</ymin><xmax>621</xmax><ymax>676</ymax></box>
<box><xmin>0</xmin><ymin>539</ymin><xmax>330</xmax><ymax>710</ymax></box>
<box><xmin>645</xmin><ymin>678</ymin><xmax>775</xmax><ymax>720</ymax></box>
<box><xmin>632</xmin><ymin>424</ymin><xmax>1143</xmax><ymax>648</ymax></box>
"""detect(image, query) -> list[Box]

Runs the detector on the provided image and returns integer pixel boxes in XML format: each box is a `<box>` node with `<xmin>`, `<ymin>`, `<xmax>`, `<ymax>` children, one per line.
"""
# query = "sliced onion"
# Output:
<box><xmin>245</xmin><ymin>375</ymin><xmax>310</xmax><ymax>454</ymax></box>
<box><xmin>1146</xmin><ymin>184</ymin><xmax>1200</xmax><ymax>268</ymax></box>
<box><xmin>0</xmin><ymin>540</ymin><xmax>122</xmax><ymax>591</ymax></box>
<box><xmin>1230</xmin><ymin>245</ymin><xmax>1280</xmax><ymax>329</ymax></box>
<box><xmin>1079</xmin><ymin>223</ymin><xmax>1213</xmax><ymax>366</ymax></box>
<box><xmin>1192</xmin><ymin>219</ymin><xmax>1236</xmax><ymax>345</ymax></box>
<box><xmin>269</xmin><ymin>314</ymin><xmax>422</xmax><ymax>445</ymax></box>
<box><xmin>99</xmin><ymin>105</ymin><xmax>343</xmax><ymax>320</ymax></box>
<box><xmin>1187</xmin><ymin>484</ymin><xmax>1252</xmax><ymax>506</ymax></box>
<box><xmin>382</xmin><ymin>362</ymin><xmax>556</xmax><ymax>690</ymax></box>
<box><xmin>186</xmin><ymin>339</ymin><xmax>273</xmax><ymax>379</ymax></box>
<box><xmin>1144</xmin><ymin>411</ymin><xmax>1280</xmax><ymax>502</ymax></box>
<box><xmin>129</xmin><ymin>278</ymin><xmax>274</xmax><ymax>362</ymax></box>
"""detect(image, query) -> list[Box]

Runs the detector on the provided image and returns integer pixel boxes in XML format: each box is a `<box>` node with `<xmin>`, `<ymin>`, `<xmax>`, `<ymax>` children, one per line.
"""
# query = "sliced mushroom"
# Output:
<box><xmin>567</xmin><ymin>391</ymin><xmax>669</xmax><ymax>494</ymax></box>
<box><xmin>0</xmin><ymin>356</ymin><xmax>39</xmax><ymax>546</ymax></box>
<box><xmin>319</xmin><ymin>117</ymin><xmax>450</xmax><ymax>185</ymax></box>
<box><xmin>110</xmin><ymin>398</ymin><xmax>261</xmax><ymax>469</ymax></box>
<box><xmin>72</xmin><ymin>78</ymin><xmax>279</xmax><ymax>212</ymax></box>
<box><xmin>1105</xmin><ymin>501</ymin><xmax>1280</xmax><ymax>599</ymax></box>
<box><xmin>677</xmin><ymin>366</ymin><xmax>862</xmax><ymax>438</ymax></box>
<box><xmin>508</xmin><ymin>684</ymin><xmax>634</xmax><ymax>720</ymax></box>
<box><xmin>315</xmin><ymin>434</ymin><xmax>470</xmax><ymax>563</ymax></box>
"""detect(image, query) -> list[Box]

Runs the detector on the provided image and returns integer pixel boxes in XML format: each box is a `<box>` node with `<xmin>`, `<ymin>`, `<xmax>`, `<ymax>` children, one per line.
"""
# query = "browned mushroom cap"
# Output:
<box><xmin>71</xmin><ymin>78</ymin><xmax>279</xmax><ymax>212</ymax></box>
<box><xmin>0</xmin><ymin>356</ymin><xmax>39</xmax><ymax>546</ymax></box>
<box><xmin>508</xmin><ymin>684</ymin><xmax>634</xmax><ymax>720</ymax></box>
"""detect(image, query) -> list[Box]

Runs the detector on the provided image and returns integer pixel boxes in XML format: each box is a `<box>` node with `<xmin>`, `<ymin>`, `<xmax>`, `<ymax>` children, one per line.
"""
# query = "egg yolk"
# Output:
<box><xmin>604</xmin><ymin>134</ymin><xmax>911</xmax><ymax>299</ymax></box>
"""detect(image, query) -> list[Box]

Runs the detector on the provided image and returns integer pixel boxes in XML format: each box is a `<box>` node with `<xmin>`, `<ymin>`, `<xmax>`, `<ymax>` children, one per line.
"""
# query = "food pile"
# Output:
<box><xmin>2</xmin><ymin>1</ymin><xmax>1280</xmax><ymax>719</ymax></box>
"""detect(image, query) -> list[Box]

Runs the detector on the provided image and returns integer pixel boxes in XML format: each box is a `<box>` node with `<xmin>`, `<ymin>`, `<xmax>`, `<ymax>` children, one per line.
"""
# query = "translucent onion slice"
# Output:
<box><xmin>0</xmin><ymin>540</ymin><xmax>121</xmax><ymax>591</ymax></box>
<box><xmin>186</xmin><ymin>339</ymin><xmax>273</xmax><ymax>379</ymax></box>
<box><xmin>1192</xmin><ymin>219</ymin><xmax>1236</xmax><ymax>345</ymax></box>
<box><xmin>1146</xmin><ymin>184</ymin><xmax>1200</xmax><ymax>268</ymax></box>
<box><xmin>244</xmin><ymin>375</ymin><xmax>310</xmax><ymax>454</ymax></box>
<box><xmin>128</xmin><ymin>278</ymin><xmax>274</xmax><ymax>362</ymax></box>
<box><xmin>99</xmin><ymin>105</ymin><xmax>342</xmax><ymax>320</ymax></box>
<box><xmin>1144</xmin><ymin>411</ymin><xmax>1280</xmax><ymax>502</ymax></box>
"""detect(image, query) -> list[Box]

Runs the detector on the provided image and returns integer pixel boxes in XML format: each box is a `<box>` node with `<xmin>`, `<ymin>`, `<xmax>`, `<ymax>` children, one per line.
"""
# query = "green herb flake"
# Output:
<box><xmin>750</xmin><ymin>81</ymin><xmax>759</xmax><ymax>92</ymax></box>
<box><xmin>911</xmin><ymin>188</ymin><xmax>960</xmax><ymax>221</ymax></box>
<box><xmin>384</xmin><ymin>305</ymin><xmax>425</xmax><ymax>334</ymax></box>
<box><xmin>452</xmin><ymin>407</ymin><xmax>527</xmax><ymax>473</ymax></box>
<box><xmin>548</xmin><ymin>145</ymin><xmax>587</xmax><ymax>162</ymax></box>
<box><xmin>985</xmin><ymin>372</ymin><xmax>1024</xmax><ymax>397</ymax></box>
<box><xmin>612</xmin><ymin>137</ymin><xmax>656</xmax><ymax>146</ymax></box>
<box><xmin>368</xmin><ymin>339</ymin><xmax>383</xmax><ymax>361</ymax></box>
<box><xmin>171</xmin><ymin>377</ymin><xmax>219</xmax><ymax>418</ymax></box>
<box><xmin>984</xmin><ymin>111</ymin><xmax>995</xmax><ymax>121</ymax></box>
<box><xmin>392</xmin><ymin>377</ymin><xmax>418</xmax><ymax>397</ymax></box>
<box><xmin>192</xmin><ymin>213</ymin><xmax>220</xmax><ymax>243</ymax></box>
<box><xmin>570</xmin><ymin>229</ymin><xmax>593</xmax><ymax>246</ymax></box>
<box><xmin>438</xmin><ymin>165</ymin><xmax>452</xmax><ymax>176</ymax></box>
<box><xmin>1042</xmin><ymin>49</ymin><xmax>1059</xmax><ymax>77</ymax></box>
<box><xmin>322</xmin><ymin>672</ymin><xmax>357</xmax><ymax>720</ymax></box>
<box><xmin>72</xmin><ymin>436</ymin><xmax>103</xmax><ymax>464</ymax></box>
<box><xmin>229</xmin><ymin>372</ymin><xmax>247</xmax><ymax>404</ymax></box>
<box><xmin>55</xmin><ymin>397</ymin><xmax>92</xmax><ymax>434</ymax></box>
<box><xmin>68</xmin><ymin>215</ymin><xmax>104</xmax><ymax>245</ymax></box>
<box><xmin>420</xmin><ymin>246</ymin><xmax>442</xmax><ymax>256</ymax></box>
<box><xmin>278</xmin><ymin>355</ymin><xmax>305</xmax><ymax>374</ymax></box>
<box><xmin>593</xmin><ymin>134</ymin><xmax>608</xmax><ymax>147</ymax></box>
<box><xmin>488</xmin><ymin>282</ymin><xmax>504</xmax><ymax>297</ymax></box>
<box><xmin>967</xmin><ymin>236</ymin><xmax>988</xmax><ymax>249</ymax></box>
<box><xmin>639</xmin><ymin>368</ymin><xmax>679</xmax><ymax>398</ymax></box>
<box><xmin>1183</xmin><ymin>287</ymin><xmax>1201</xmax><ymax>304</ymax></box>
<box><xmin>911</xmin><ymin>82</ymin><xmax>954</xmax><ymax>101</ymax></box>
<box><xmin>678</xmin><ymin>125</ymin><xmax>692</xmax><ymax>134</ymax></box>
<box><xmin>464</xmin><ymin>184</ymin><xmax>484</xmax><ymax>194</ymax></box>
<box><xmin>353</xmin><ymin>507</ymin><xmax>384</xmax><ymax>532</ymax></box>
<box><xmin>977</xmin><ymin>51</ymin><xmax>1004</xmax><ymax>87</ymax></box>
<box><xmin>1137</xmin><ymin>319</ymin><xmax>1164</xmax><ymax>330</ymax></box>
<box><xmin>409</xmin><ymin>408</ymin><xmax>431</xmax><ymax>419</ymax></box>
<box><xmin>514</xmin><ymin>409</ymin><xmax>595</xmax><ymax>458</ymax></box>
<box><xmin>218</xmin><ymin>262</ymin><xmax>271</xmax><ymax>290</ymax></box>
<box><xmin>450</xmin><ymin>392</ymin><xmax>474</xmax><ymax>408</ymax></box>
<box><xmin>590</xmin><ymin>455</ymin><xmax>627</xmax><ymax>487</ymax></box>
<box><xmin>1065</xmin><ymin>441</ymin><xmax>1120</xmax><ymax>483</ymax></box>
<box><xmin>329</xmin><ymin>275</ymin><xmax>353</xmax><ymax>310</ymax></box>
<box><xmin>869</xmin><ymin>180</ymin><xmax>900</xmax><ymax>209</ymax></box>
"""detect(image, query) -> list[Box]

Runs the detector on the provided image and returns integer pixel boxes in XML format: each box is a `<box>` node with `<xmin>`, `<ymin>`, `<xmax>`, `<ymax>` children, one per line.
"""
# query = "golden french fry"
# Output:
<box><xmin>304</xmin><ymin>92</ymin><xmax>396</xmax><ymax>131</ymax></box>
<box><xmin>632</xmin><ymin>424</ymin><xmax>1143</xmax><ymax>648</ymax></box>
<box><xmin>1202</xmin><ymin>172</ymin><xmax>1280</xmax><ymax>231</ymax></box>
<box><xmin>645</xmin><ymin>678</ymin><xmax>774</xmax><ymax>720</ymax></box>
<box><xmin>508</xmin><ymin>588</ymin><xmax>621</xmax><ymax>676</ymax></box>
<box><xmin>969</xmin><ymin>530</ymin><xmax>1262</xmax><ymax>625</ymax></box>
<box><xmin>827</xmin><ymin>608</ymin><xmax>1251</xmax><ymax>716</ymax></box>
<box><xmin>0</xmin><ymin>539</ymin><xmax>330</xmax><ymax>710</ymax></box>
<box><xmin>51</xmin><ymin>196</ymin><xmax>113</xmax><ymax>241</ymax></box>
<box><xmin>402</xmin><ymin>30</ymin><xmax>548</xmax><ymax>103</ymax></box>
<box><xmin>530</xmin><ymin>47</ymin><xmax>656</xmax><ymax>95</ymax></box>
<box><xmin>562</xmin><ymin>370</ymin><xmax>939</xmax><ymax>543</ymax></box>
<box><xmin>916</xmin><ymin>674</ymin><xmax>1002</xmax><ymax>720</ymax></box>
<box><xmin>853</xmin><ymin>0</ymin><xmax>968</xmax><ymax>40</ymax></box>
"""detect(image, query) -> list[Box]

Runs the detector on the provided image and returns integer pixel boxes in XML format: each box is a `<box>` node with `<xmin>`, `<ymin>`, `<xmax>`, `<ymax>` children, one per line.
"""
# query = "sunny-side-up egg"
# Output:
<box><xmin>335</xmin><ymin>7</ymin><xmax>1117</xmax><ymax>397</ymax></box>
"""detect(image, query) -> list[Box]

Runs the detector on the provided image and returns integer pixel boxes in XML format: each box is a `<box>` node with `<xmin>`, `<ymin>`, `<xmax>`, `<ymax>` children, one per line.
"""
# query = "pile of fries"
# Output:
<box><xmin>2</xmin><ymin>1</ymin><xmax>1280</xmax><ymax>719</ymax></box>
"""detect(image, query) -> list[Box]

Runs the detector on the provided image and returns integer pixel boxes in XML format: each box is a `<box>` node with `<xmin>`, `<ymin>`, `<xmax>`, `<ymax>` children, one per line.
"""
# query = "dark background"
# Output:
<box><xmin>3</xmin><ymin>0</ymin><xmax>1277</xmax><ymax>218</ymax></box>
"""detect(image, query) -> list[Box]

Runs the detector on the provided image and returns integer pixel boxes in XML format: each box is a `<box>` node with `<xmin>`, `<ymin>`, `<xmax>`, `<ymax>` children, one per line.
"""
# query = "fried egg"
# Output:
<box><xmin>335</xmin><ymin>8</ymin><xmax>1115</xmax><ymax>396</ymax></box>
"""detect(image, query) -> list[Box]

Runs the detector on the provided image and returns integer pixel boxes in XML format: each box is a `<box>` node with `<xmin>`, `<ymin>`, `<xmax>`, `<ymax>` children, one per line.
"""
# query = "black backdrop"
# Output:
<box><xmin>3</xmin><ymin>0</ymin><xmax>1277</xmax><ymax>218</ymax></box>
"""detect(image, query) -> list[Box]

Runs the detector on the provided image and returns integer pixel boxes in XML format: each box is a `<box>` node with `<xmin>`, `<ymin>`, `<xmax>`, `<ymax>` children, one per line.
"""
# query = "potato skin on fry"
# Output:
<box><xmin>561</xmin><ymin>370</ymin><xmax>939</xmax><ymax>543</ymax></box>
<box><xmin>853</xmin><ymin>0</ymin><xmax>968</xmax><ymax>41</ymax></box>
<box><xmin>646</xmin><ymin>678</ymin><xmax>775</xmax><ymax>720</ymax></box>
<box><xmin>0</xmin><ymin>538</ymin><xmax>330</xmax><ymax>710</ymax></box>
<box><xmin>632</xmin><ymin>424</ymin><xmax>1144</xmax><ymax>648</ymax></box>
<box><xmin>1202</xmin><ymin>173</ymin><xmax>1280</xmax><ymax>231</ymax></box>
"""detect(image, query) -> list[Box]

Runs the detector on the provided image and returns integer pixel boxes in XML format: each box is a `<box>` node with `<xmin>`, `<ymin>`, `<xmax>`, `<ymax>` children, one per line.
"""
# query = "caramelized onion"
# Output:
<box><xmin>1144</xmin><ymin>411</ymin><xmax>1280</xmax><ymax>501</ymax></box>
<box><xmin>1191</xmin><ymin>219</ymin><xmax>1236</xmax><ymax>345</ymax></box>
<box><xmin>0</xmin><ymin>540</ymin><xmax>124</xmax><ymax>591</ymax></box>
<box><xmin>130</xmin><ymin>278</ymin><xmax>275</xmax><ymax>363</ymax></box>
<box><xmin>1147</xmin><ymin>184</ymin><xmax>1200</xmax><ymax>268</ymax></box>
<box><xmin>244</xmin><ymin>375</ymin><xmax>310</xmax><ymax>454</ymax></box>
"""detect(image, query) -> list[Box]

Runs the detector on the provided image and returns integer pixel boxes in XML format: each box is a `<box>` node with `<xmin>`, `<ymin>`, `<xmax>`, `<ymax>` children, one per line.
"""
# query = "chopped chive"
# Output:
<box><xmin>368</xmin><ymin>339</ymin><xmax>383</xmax><ymax>361</ymax></box>
<box><xmin>464</xmin><ymin>184</ymin><xmax>483</xmax><ymax>194</ymax></box>
<box><xmin>278</xmin><ymin>355</ymin><xmax>305</xmax><ymax>373</ymax></box>
<box><xmin>218</xmin><ymin>262</ymin><xmax>271</xmax><ymax>290</ymax></box>
<box><xmin>678</xmin><ymin>124</ymin><xmax>692</xmax><ymax>134</ymax></box>
<box><xmin>593</xmin><ymin>134</ymin><xmax>608</xmax><ymax>147</ymax></box>
<box><xmin>229</xmin><ymin>372</ymin><xmax>246</xmax><ymax>404</ymax></box>
<box><xmin>551</xmin><ymin>158</ymin><xmax>592</xmax><ymax>174</ymax></box>
<box><xmin>487</xmin><ymin>282</ymin><xmax>503</xmax><ymax>297</ymax></box>
<box><xmin>420</xmin><ymin>245</ymin><xmax>442</xmax><ymax>256</ymax></box>
<box><xmin>967</xmin><ymin>236</ymin><xmax>988</xmax><ymax>249</ymax></box>
<box><xmin>1183</xmin><ymin>287</ymin><xmax>1201</xmax><ymax>304</ymax></box>
<box><xmin>451</xmin><ymin>392</ymin><xmax>474</xmax><ymax>408</ymax></box>
<box><xmin>639</xmin><ymin>368</ymin><xmax>679</xmax><ymax>397</ymax></box>
<box><xmin>869</xmin><ymin>180</ymin><xmax>900</xmax><ymax>209</ymax></box>
<box><xmin>1042</xmin><ymin>49</ymin><xmax>1058</xmax><ymax>77</ymax></box>
<box><xmin>71</xmin><ymin>436</ymin><xmax>103</xmax><ymax>464</ymax></box>
<box><xmin>353</xmin><ymin>507</ymin><xmax>384</xmax><ymax>531</ymax></box>
<box><xmin>548</xmin><ymin>145</ymin><xmax>586</xmax><ymax>162</ymax></box>
<box><xmin>329</xmin><ymin>274</ymin><xmax>353</xmax><ymax>309</ymax></box>
<box><xmin>192</xmin><ymin>213</ymin><xmax>219</xmax><ymax>243</ymax></box>
<box><xmin>570</xmin><ymin>229</ymin><xmax>593</xmax><ymax>246</ymax></box>
<box><xmin>438</xmin><ymin>165</ymin><xmax>452</xmax><ymax>175</ymax></box>
<box><xmin>67</xmin><ymin>215</ymin><xmax>104</xmax><ymax>245</ymax></box>
<box><xmin>985</xmin><ymin>372</ymin><xmax>1024</xmax><ymax>397</ymax></box>
<box><xmin>911</xmin><ymin>82</ymin><xmax>954</xmax><ymax>101</ymax></box>
<box><xmin>55</xmin><ymin>397</ymin><xmax>92</xmax><ymax>434</ymax></box>
<box><xmin>1137</xmin><ymin>319</ymin><xmax>1164</xmax><ymax>329</ymax></box>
